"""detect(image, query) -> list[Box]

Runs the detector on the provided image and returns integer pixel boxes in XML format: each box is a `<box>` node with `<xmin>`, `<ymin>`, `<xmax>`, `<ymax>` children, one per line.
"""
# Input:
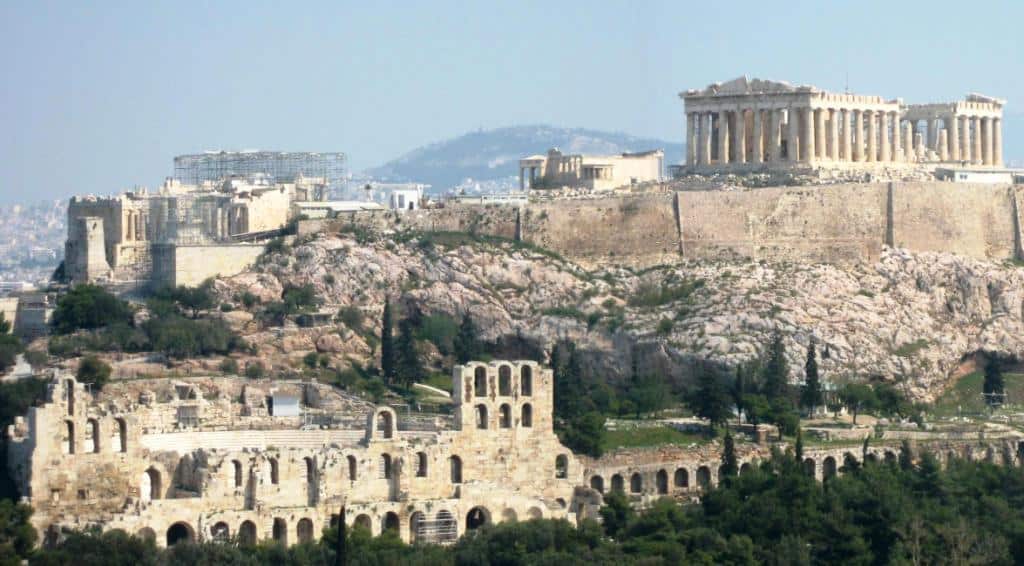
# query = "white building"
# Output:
<box><xmin>519</xmin><ymin>148</ymin><xmax>664</xmax><ymax>191</ymax></box>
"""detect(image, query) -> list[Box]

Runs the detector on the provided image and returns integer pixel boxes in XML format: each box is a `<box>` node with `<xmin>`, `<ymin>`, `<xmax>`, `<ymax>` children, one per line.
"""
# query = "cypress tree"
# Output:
<box><xmin>983</xmin><ymin>357</ymin><xmax>1005</xmax><ymax>407</ymax></box>
<box><xmin>800</xmin><ymin>342</ymin><xmax>823</xmax><ymax>416</ymax></box>
<box><xmin>380</xmin><ymin>297</ymin><xmax>395</xmax><ymax>384</ymax></box>
<box><xmin>795</xmin><ymin>427</ymin><xmax>804</xmax><ymax>461</ymax></box>
<box><xmin>453</xmin><ymin>314</ymin><xmax>481</xmax><ymax>364</ymax></box>
<box><xmin>722</xmin><ymin>432</ymin><xmax>738</xmax><ymax>479</ymax></box>
<box><xmin>396</xmin><ymin>316</ymin><xmax>424</xmax><ymax>388</ymax></box>
<box><xmin>762</xmin><ymin>333</ymin><xmax>789</xmax><ymax>402</ymax></box>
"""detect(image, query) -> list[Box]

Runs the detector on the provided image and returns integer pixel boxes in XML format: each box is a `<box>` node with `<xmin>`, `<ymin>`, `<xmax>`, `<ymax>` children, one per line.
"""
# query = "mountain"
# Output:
<box><xmin>365</xmin><ymin>125</ymin><xmax>683</xmax><ymax>193</ymax></box>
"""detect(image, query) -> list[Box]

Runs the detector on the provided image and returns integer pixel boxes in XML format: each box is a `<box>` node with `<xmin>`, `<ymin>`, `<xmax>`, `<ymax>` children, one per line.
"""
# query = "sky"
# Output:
<box><xmin>1</xmin><ymin>0</ymin><xmax>1022</xmax><ymax>203</ymax></box>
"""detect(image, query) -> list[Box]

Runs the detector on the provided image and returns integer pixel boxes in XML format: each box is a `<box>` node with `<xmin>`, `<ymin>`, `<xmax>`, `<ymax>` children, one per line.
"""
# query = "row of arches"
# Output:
<box><xmin>350</xmin><ymin>505</ymin><xmax>545</xmax><ymax>543</ymax></box>
<box><xmin>61</xmin><ymin>417</ymin><xmax>127</xmax><ymax>455</ymax></box>
<box><xmin>590</xmin><ymin>462</ymin><xmax>759</xmax><ymax>496</ymax></box>
<box><xmin>344</xmin><ymin>453</ymin><xmax>463</xmax><ymax>484</ymax></box>
<box><xmin>470</xmin><ymin>364</ymin><xmax>533</xmax><ymax>399</ymax></box>
<box><xmin>157</xmin><ymin>516</ymin><xmax>316</xmax><ymax>547</ymax></box>
<box><xmin>474</xmin><ymin>403</ymin><xmax>533</xmax><ymax>429</ymax></box>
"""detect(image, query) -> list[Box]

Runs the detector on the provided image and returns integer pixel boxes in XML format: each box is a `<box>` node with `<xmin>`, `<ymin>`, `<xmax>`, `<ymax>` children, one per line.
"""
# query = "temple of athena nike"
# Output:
<box><xmin>681</xmin><ymin>77</ymin><xmax>1005</xmax><ymax>172</ymax></box>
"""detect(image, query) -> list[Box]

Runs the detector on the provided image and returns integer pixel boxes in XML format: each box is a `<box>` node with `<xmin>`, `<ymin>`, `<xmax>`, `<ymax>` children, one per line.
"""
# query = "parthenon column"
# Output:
<box><xmin>960</xmin><ymin>116</ymin><xmax>971</xmax><ymax>163</ymax></box>
<box><xmin>733</xmin><ymin>109</ymin><xmax>746</xmax><ymax>164</ymax></box>
<box><xmin>853</xmin><ymin>110</ymin><xmax>864</xmax><ymax>162</ymax></box>
<box><xmin>813</xmin><ymin>108</ymin><xmax>825</xmax><ymax>161</ymax></box>
<box><xmin>866</xmin><ymin>111</ymin><xmax>877</xmax><ymax>162</ymax></box>
<box><xmin>879</xmin><ymin>112</ymin><xmax>890</xmax><ymax>162</ymax></box>
<box><xmin>828</xmin><ymin>109</ymin><xmax>839</xmax><ymax>161</ymax></box>
<box><xmin>938</xmin><ymin>130</ymin><xmax>949</xmax><ymax>162</ymax></box>
<box><xmin>949</xmin><ymin>115</ymin><xmax>960</xmax><ymax>162</ymax></box>
<box><xmin>768</xmin><ymin>109</ymin><xmax>781</xmax><ymax>162</ymax></box>
<box><xmin>717</xmin><ymin>110</ymin><xmax>730</xmax><ymax>164</ymax></box>
<box><xmin>699</xmin><ymin>113</ymin><xmax>712</xmax><ymax>165</ymax></box>
<box><xmin>994</xmin><ymin>118</ymin><xmax>1003</xmax><ymax>166</ymax></box>
<box><xmin>892</xmin><ymin>113</ymin><xmax>901</xmax><ymax>162</ymax></box>
<box><xmin>903</xmin><ymin>122</ymin><xmax>913</xmax><ymax>162</ymax></box>
<box><xmin>752</xmin><ymin>109</ymin><xmax>764</xmax><ymax>164</ymax></box>
<box><xmin>972</xmin><ymin>116</ymin><xmax>983</xmax><ymax>165</ymax></box>
<box><xmin>787</xmin><ymin>108</ymin><xmax>800</xmax><ymax>161</ymax></box>
<box><xmin>803</xmin><ymin>107</ymin><xmax>815</xmax><ymax>162</ymax></box>
<box><xmin>982</xmin><ymin>117</ymin><xmax>993</xmax><ymax>166</ymax></box>
<box><xmin>840</xmin><ymin>110</ymin><xmax>852</xmax><ymax>162</ymax></box>
<box><xmin>926</xmin><ymin>120</ymin><xmax>935</xmax><ymax>152</ymax></box>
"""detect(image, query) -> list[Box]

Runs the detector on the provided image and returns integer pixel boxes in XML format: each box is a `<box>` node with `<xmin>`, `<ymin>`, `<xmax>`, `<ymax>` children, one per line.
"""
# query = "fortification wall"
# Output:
<box><xmin>152</xmin><ymin>244</ymin><xmax>265</xmax><ymax>288</ymax></box>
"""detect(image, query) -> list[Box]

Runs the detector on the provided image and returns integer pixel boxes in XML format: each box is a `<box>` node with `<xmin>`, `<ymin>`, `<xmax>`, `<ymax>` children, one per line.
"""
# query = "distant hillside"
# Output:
<box><xmin>366</xmin><ymin>126</ymin><xmax>683</xmax><ymax>193</ymax></box>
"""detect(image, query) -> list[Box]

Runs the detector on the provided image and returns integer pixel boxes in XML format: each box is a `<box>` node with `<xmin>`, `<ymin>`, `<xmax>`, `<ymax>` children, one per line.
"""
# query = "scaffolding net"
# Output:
<box><xmin>173</xmin><ymin>151</ymin><xmax>347</xmax><ymax>195</ymax></box>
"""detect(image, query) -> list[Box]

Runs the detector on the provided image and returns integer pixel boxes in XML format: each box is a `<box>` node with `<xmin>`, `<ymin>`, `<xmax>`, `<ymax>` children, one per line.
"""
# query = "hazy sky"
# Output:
<box><xmin>1</xmin><ymin>0</ymin><xmax>1021</xmax><ymax>203</ymax></box>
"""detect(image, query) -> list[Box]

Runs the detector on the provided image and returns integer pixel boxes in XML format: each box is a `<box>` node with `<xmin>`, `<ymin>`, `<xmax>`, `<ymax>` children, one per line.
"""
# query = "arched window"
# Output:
<box><xmin>376</xmin><ymin>411</ymin><xmax>394</xmax><ymax>439</ymax></box>
<box><xmin>353</xmin><ymin>514</ymin><xmax>372</xmax><ymax>531</ymax></box>
<box><xmin>347</xmin><ymin>455</ymin><xmax>357</xmax><ymax>481</ymax></box>
<box><xmin>410</xmin><ymin>511</ymin><xmax>425</xmax><ymax>543</ymax></box>
<box><xmin>143</xmin><ymin>467</ymin><xmax>161</xmax><ymax>501</ymax></box>
<box><xmin>238</xmin><ymin>520</ymin><xmax>257</xmax><ymax>545</ymax></box>
<box><xmin>416</xmin><ymin>452</ymin><xmax>428</xmax><ymax>477</ymax></box>
<box><xmin>697</xmin><ymin>465</ymin><xmax>712</xmax><ymax>489</ymax></box>
<box><xmin>520</xmin><ymin>366</ymin><xmax>532</xmax><ymax>396</ymax></box>
<box><xmin>449</xmin><ymin>455</ymin><xmax>463</xmax><ymax>484</ymax></box>
<box><xmin>630</xmin><ymin>472</ymin><xmax>643</xmax><ymax>493</ymax></box>
<box><xmin>803</xmin><ymin>458</ymin><xmax>816</xmax><ymax>477</ymax></box>
<box><xmin>590</xmin><ymin>475</ymin><xmax>604</xmax><ymax>493</ymax></box>
<box><xmin>115</xmin><ymin>418</ymin><xmax>127</xmax><ymax>453</ymax></box>
<box><xmin>474</xmin><ymin>367</ymin><xmax>487</xmax><ymax>397</ymax></box>
<box><xmin>475</xmin><ymin>404</ymin><xmax>488</xmax><ymax>430</ymax></box>
<box><xmin>502</xmin><ymin>508</ymin><xmax>517</xmax><ymax>523</ymax></box>
<box><xmin>269</xmin><ymin>458</ymin><xmax>279</xmax><ymax>485</ymax></box>
<box><xmin>674</xmin><ymin>468</ymin><xmax>689</xmax><ymax>488</ymax></box>
<box><xmin>63</xmin><ymin>421</ymin><xmax>75</xmax><ymax>455</ymax></box>
<box><xmin>823</xmin><ymin>456</ymin><xmax>837</xmax><ymax>480</ymax></box>
<box><xmin>380</xmin><ymin>454</ymin><xmax>393</xmax><ymax>479</ymax></box>
<box><xmin>555</xmin><ymin>455</ymin><xmax>568</xmax><ymax>479</ymax></box>
<box><xmin>211</xmin><ymin>522</ymin><xmax>230</xmax><ymax>543</ymax></box>
<box><xmin>272</xmin><ymin>518</ymin><xmax>287</xmax><ymax>545</ymax></box>
<box><xmin>611</xmin><ymin>474</ymin><xmax>624</xmax><ymax>493</ymax></box>
<box><xmin>232</xmin><ymin>460</ymin><xmax>243</xmax><ymax>488</ymax></box>
<box><xmin>499</xmin><ymin>404</ymin><xmax>511</xmax><ymax>428</ymax></box>
<box><xmin>527</xmin><ymin>507</ymin><xmax>542</xmax><ymax>520</ymax></box>
<box><xmin>466</xmin><ymin>506</ymin><xmax>490</xmax><ymax>530</ymax></box>
<box><xmin>383</xmin><ymin>512</ymin><xmax>400</xmax><ymax>534</ymax></box>
<box><xmin>656</xmin><ymin>469</ymin><xmax>668</xmax><ymax>494</ymax></box>
<box><xmin>521</xmin><ymin>404</ymin><xmax>533</xmax><ymax>427</ymax></box>
<box><xmin>87</xmin><ymin>418</ymin><xmax>100</xmax><ymax>453</ymax></box>
<box><xmin>297</xmin><ymin>518</ymin><xmax>314</xmax><ymax>544</ymax></box>
<box><xmin>166</xmin><ymin>522</ymin><xmax>194</xmax><ymax>546</ymax></box>
<box><xmin>436</xmin><ymin>510</ymin><xmax>457</xmax><ymax>543</ymax></box>
<box><xmin>498</xmin><ymin>365</ymin><xmax>511</xmax><ymax>395</ymax></box>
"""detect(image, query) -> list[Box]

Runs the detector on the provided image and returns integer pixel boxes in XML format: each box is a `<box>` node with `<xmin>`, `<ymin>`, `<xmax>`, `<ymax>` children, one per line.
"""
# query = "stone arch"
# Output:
<box><xmin>521</xmin><ymin>403</ymin><xmax>533</xmax><ymax>427</ymax></box>
<box><xmin>527</xmin><ymin>507</ymin><xmax>543</xmax><ymax>520</ymax></box>
<box><xmin>269</xmin><ymin>458</ymin><xmax>280</xmax><ymax>484</ymax></box>
<box><xmin>474</xmin><ymin>366</ymin><xmax>487</xmax><ymax>397</ymax></box>
<box><xmin>803</xmin><ymin>458</ymin><xmax>816</xmax><ymax>477</ymax></box>
<box><xmin>521</xmin><ymin>365</ymin><xmax>533</xmax><ymax>396</ymax></box>
<box><xmin>297</xmin><ymin>518</ymin><xmax>314</xmax><ymax>543</ymax></box>
<box><xmin>466</xmin><ymin>506</ymin><xmax>490</xmax><ymax>530</ymax></box>
<box><xmin>272</xmin><ymin>518</ymin><xmax>288</xmax><ymax>544</ymax></box>
<box><xmin>555</xmin><ymin>454</ymin><xmax>569</xmax><ymax>479</ymax></box>
<box><xmin>415</xmin><ymin>452</ymin><xmax>428</xmax><ymax>477</ymax></box>
<box><xmin>347</xmin><ymin>455</ymin><xmax>358</xmax><ymax>481</ymax></box>
<box><xmin>656</xmin><ymin>469</ymin><xmax>669</xmax><ymax>494</ymax></box>
<box><xmin>211</xmin><ymin>521</ymin><xmax>230</xmax><ymax>542</ymax></box>
<box><xmin>499</xmin><ymin>404</ymin><xmax>512</xmax><ymax>428</ymax></box>
<box><xmin>86</xmin><ymin>418</ymin><xmax>100</xmax><ymax>453</ymax></box>
<box><xmin>630</xmin><ymin>472</ymin><xmax>643</xmax><ymax>493</ymax></box>
<box><xmin>449</xmin><ymin>455</ymin><xmax>463</xmax><ymax>484</ymax></box>
<box><xmin>498</xmin><ymin>365</ymin><xmax>512</xmax><ymax>395</ymax></box>
<box><xmin>409</xmin><ymin>511</ymin><xmax>425</xmax><ymax>543</ymax></box>
<box><xmin>238</xmin><ymin>520</ymin><xmax>257</xmax><ymax>545</ymax></box>
<box><xmin>740</xmin><ymin>462</ymin><xmax>753</xmax><ymax>475</ymax></box>
<box><xmin>674</xmin><ymin>468</ymin><xmax>689</xmax><ymax>489</ymax></box>
<box><xmin>611</xmin><ymin>473</ymin><xmax>624</xmax><ymax>493</ymax></box>
<box><xmin>864</xmin><ymin>452</ymin><xmax>878</xmax><ymax>465</ymax></box>
<box><xmin>475</xmin><ymin>404</ymin><xmax>488</xmax><ymax>429</ymax></box>
<box><xmin>166</xmin><ymin>522</ymin><xmax>194</xmax><ymax>546</ymax></box>
<box><xmin>823</xmin><ymin>456</ymin><xmax>837</xmax><ymax>479</ymax></box>
<box><xmin>63</xmin><ymin>420</ymin><xmax>75</xmax><ymax>455</ymax></box>
<box><xmin>353</xmin><ymin>514</ymin><xmax>372</xmax><ymax>532</ymax></box>
<box><xmin>502</xmin><ymin>508</ymin><xmax>517</xmax><ymax>523</ymax></box>
<box><xmin>590</xmin><ymin>475</ymin><xmax>604</xmax><ymax>493</ymax></box>
<box><xmin>142</xmin><ymin>467</ymin><xmax>161</xmax><ymax>501</ymax></box>
<box><xmin>382</xmin><ymin>512</ymin><xmax>400</xmax><ymax>534</ymax></box>
<box><xmin>136</xmin><ymin>527</ymin><xmax>156</xmax><ymax>542</ymax></box>
<box><xmin>376</xmin><ymin>409</ymin><xmax>394</xmax><ymax>439</ymax></box>
<box><xmin>115</xmin><ymin>417</ymin><xmax>127</xmax><ymax>453</ymax></box>
<box><xmin>696</xmin><ymin>465</ymin><xmax>712</xmax><ymax>489</ymax></box>
<box><xmin>436</xmin><ymin>510</ymin><xmax>457</xmax><ymax>542</ymax></box>
<box><xmin>232</xmin><ymin>460</ymin><xmax>243</xmax><ymax>488</ymax></box>
<box><xmin>380</xmin><ymin>453</ymin><xmax>393</xmax><ymax>479</ymax></box>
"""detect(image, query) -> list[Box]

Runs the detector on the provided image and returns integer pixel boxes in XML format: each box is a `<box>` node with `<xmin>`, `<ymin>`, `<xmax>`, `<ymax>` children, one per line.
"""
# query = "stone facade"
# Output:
<box><xmin>681</xmin><ymin>77</ymin><xmax>1005</xmax><ymax>173</ymax></box>
<box><xmin>519</xmin><ymin>148</ymin><xmax>664</xmax><ymax>191</ymax></box>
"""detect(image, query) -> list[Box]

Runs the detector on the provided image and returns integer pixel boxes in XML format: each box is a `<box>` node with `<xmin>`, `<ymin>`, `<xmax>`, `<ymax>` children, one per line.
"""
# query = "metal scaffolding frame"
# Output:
<box><xmin>173</xmin><ymin>151</ymin><xmax>347</xmax><ymax>193</ymax></box>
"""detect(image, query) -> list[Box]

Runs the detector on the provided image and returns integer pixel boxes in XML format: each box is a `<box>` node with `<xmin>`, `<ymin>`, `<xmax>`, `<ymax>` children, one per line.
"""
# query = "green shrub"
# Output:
<box><xmin>219</xmin><ymin>358</ymin><xmax>239</xmax><ymax>374</ymax></box>
<box><xmin>76</xmin><ymin>355</ymin><xmax>111</xmax><ymax>391</ymax></box>
<box><xmin>245</xmin><ymin>361</ymin><xmax>266</xmax><ymax>379</ymax></box>
<box><xmin>337</xmin><ymin>306</ymin><xmax>365</xmax><ymax>331</ymax></box>
<box><xmin>51</xmin><ymin>284</ymin><xmax>133</xmax><ymax>334</ymax></box>
<box><xmin>628</xmin><ymin>278</ymin><xmax>705</xmax><ymax>308</ymax></box>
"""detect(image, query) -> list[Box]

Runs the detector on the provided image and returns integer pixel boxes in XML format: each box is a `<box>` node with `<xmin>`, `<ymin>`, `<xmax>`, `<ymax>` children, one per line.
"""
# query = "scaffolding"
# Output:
<box><xmin>173</xmin><ymin>151</ymin><xmax>347</xmax><ymax>194</ymax></box>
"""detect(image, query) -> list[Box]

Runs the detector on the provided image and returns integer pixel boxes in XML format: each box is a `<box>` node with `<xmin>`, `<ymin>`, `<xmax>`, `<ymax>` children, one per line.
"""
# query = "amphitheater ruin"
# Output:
<box><xmin>7</xmin><ymin>362</ymin><xmax>1024</xmax><ymax>548</ymax></box>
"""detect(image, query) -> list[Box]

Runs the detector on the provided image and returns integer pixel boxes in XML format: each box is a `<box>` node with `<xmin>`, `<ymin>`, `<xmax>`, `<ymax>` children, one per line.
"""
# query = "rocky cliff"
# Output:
<box><xmin>215</xmin><ymin>232</ymin><xmax>1024</xmax><ymax>401</ymax></box>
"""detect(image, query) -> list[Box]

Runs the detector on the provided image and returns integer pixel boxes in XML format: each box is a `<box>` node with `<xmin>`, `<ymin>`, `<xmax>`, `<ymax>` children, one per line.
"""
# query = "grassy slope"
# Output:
<box><xmin>932</xmin><ymin>371</ymin><xmax>1024</xmax><ymax>417</ymax></box>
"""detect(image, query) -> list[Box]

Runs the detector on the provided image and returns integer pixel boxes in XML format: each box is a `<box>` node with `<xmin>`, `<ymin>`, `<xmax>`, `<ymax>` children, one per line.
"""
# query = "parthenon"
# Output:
<box><xmin>681</xmin><ymin>77</ymin><xmax>1005</xmax><ymax>172</ymax></box>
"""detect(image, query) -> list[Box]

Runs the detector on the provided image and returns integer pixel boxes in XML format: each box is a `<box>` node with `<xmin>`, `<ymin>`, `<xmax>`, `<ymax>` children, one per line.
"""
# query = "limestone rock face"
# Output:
<box><xmin>218</xmin><ymin>233</ymin><xmax>1024</xmax><ymax>402</ymax></box>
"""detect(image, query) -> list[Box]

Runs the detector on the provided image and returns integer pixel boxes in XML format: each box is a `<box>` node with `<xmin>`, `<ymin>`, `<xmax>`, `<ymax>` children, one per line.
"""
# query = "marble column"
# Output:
<box><xmin>960</xmin><ymin>115</ymin><xmax>971</xmax><ymax>163</ymax></box>
<box><xmin>768</xmin><ymin>109</ymin><xmax>781</xmax><ymax>162</ymax></box>
<box><xmin>903</xmin><ymin>122</ymin><xmax>913</xmax><ymax>162</ymax></box>
<box><xmin>803</xmin><ymin>107</ymin><xmax>815</xmax><ymax>162</ymax></box>
<box><xmin>892</xmin><ymin>114</ymin><xmax>902</xmax><ymax>162</ymax></box>
<box><xmin>853</xmin><ymin>110</ymin><xmax>864</xmax><ymax>162</ymax></box>
<box><xmin>926</xmin><ymin>120</ymin><xmax>935</xmax><ymax>151</ymax></box>
<box><xmin>982</xmin><ymin>117</ymin><xmax>993</xmax><ymax>166</ymax></box>
<box><xmin>938</xmin><ymin>130</ymin><xmax>949</xmax><ymax>162</ymax></box>
<box><xmin>841</xmin><ymin>110</ymin><xmax>852</xmax><ymax>162</ymax></box>
<box><xmin>972</xmin><ymin>116</ymin><xmax>983</xmax><ymax>165</ymax></box>
<box><xmin>699</xmin><ymin>113</ymin><xmax>712</xmax><ymax>165</ymax></box>
<box><xmin>733</xmin><ymin>109</ymin><xmax>746</xmax><ymax>164</ymax></box>
<box><xmin>752</xmin><ymin>109</ymin><xmax>764</xmax><ymax>164</ymax></box>
<box><xmin>994</xmin><ymin>118</ymin><xmax>1003</xmax><ymax>166</ymax></box>
<box><xmin>814</xmin><ymin>108</ymin><xmax>826</xmax><ymax>160</ymax></box>
<box><xmin>866</xmin><ymin>111</ymin><xmax>877</xmax><ymax>162</ymax></box>
<box><xmin>787</xmin><ymin>108</ymin><xmax>800</xmax><ymax>161</ymax></box>
<box><xmin>949</xmin><ymin>115</ymin><xmax>960</xmax><ymax>162</ymax></box>
<box><xmin>829</xmin><ymin>109</ymin><xmax>840</xmax><ymax>161</ymax></box>
<box><xmin>717</xmin><ymin>111</ymin><xmax>730</xmax><ymax>164</ymax></box>
<box><xmin>879</xmin><ymin>112</ymin><xmax>890</xmax><ymax>162</ymax></box>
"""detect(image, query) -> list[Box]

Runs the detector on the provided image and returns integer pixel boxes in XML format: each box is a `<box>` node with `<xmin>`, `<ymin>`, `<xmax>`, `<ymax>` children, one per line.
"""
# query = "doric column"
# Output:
<box><xmin>829</xmin><ymin>109</ymin><xmax>839</xmax><ymax>161</ymax></box>
<box><xmin>892</xmin><ymin>114</ymin><xmax>902</xmax><ymax>162</ymax></box>
<box><xmin>787</xmin><ymin>108</ymin><xmax>800</xmax><ymax>161</ymax></box>
<box><xmin>717</xmin><ymin>110</ymin><xmax>730</xmax><ymax>164</ymax></box>
<box><xmin>686</xmin><ymin>113</ymin><xmax>697</xmax><ymax>166</ymax></box>
<box><xmin>768</xmin><ymin>109</ymin><xmax>781</xmax><ymax>162</ymax></box>
<box><xmin>879</xmin><ymin>112</ymin><xmax>890</xmax><ymax>162</ymax></box>
<box><xmin>814</xmin><ymin>108</ymin><xmax>826</xmax><ymax>160</ymax></box>
<box><xmin>733</xmin><ymin>109</ymin><xmax>746</xmax><ymax>164</ymax></box>
<box><xmin>949</xmin><ymin>115</ymin><xmax>960</xmax><ymax>162</ymax></box>
<box><xmin>982</xmin><ymin>117</ymin><xmax>994</xmax><ymax>166</ymax></box>
<box><xmin>803</xmin><ymin>107</ymin><xmax>815</xmax><ymax>162</ymax></box>
<box><xmin>994</xmin><ymin>118</ymin><xmax>1003</xmax><ymax>166</ymax></box>
<box><xmin>960</xmin><ymin>116</ymin><xmax>971</xmax><ymax>163</ymax></box>
<box><xmin>926</xmin><ymin>120</ymin><xmax>935</xmax><ymax>151</ymax></box>
<box><xmin>903</xmin><ymin>122</ymin><xmax>913</xmax><ymax>162</ymax></box>
<box><xmin>972</xmin><ymin>116</ymin><xmax>983</xmax><ymax>165</ymax></box>
<box><xmin>853</xmin><ymin>110</ymin><xmax>864</xmax><ymax>161</ymax></box>
<box><xmin>840</xmin><ymin>109</ymin><xmax>852</xmax><ymax>162</ymax></box>
<box><xmin>752</xmin><ymin>109</ymin><xmax>764</xmax><ymax>163</ymax></box>
<box><xmin>938</xmin><ymin>130</ymin><xmax>949</xmax><ymax>161</ymax></box>
<box><xmin>865</xmin><ymin>111</ymin><xmax>877</xmax><ymax>162</ymax></box>
<box><xmin>699</xmin><ymin>113</ymin><xmax>712</xmax><ymax>165</ymax></box>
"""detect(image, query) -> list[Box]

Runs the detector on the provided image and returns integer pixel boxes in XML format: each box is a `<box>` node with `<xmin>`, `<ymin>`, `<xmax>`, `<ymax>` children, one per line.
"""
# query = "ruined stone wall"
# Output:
<box><xmin>151</xmin><ymin>243</ymin><xmax>265</xmax><ymax>288</ymax></box>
